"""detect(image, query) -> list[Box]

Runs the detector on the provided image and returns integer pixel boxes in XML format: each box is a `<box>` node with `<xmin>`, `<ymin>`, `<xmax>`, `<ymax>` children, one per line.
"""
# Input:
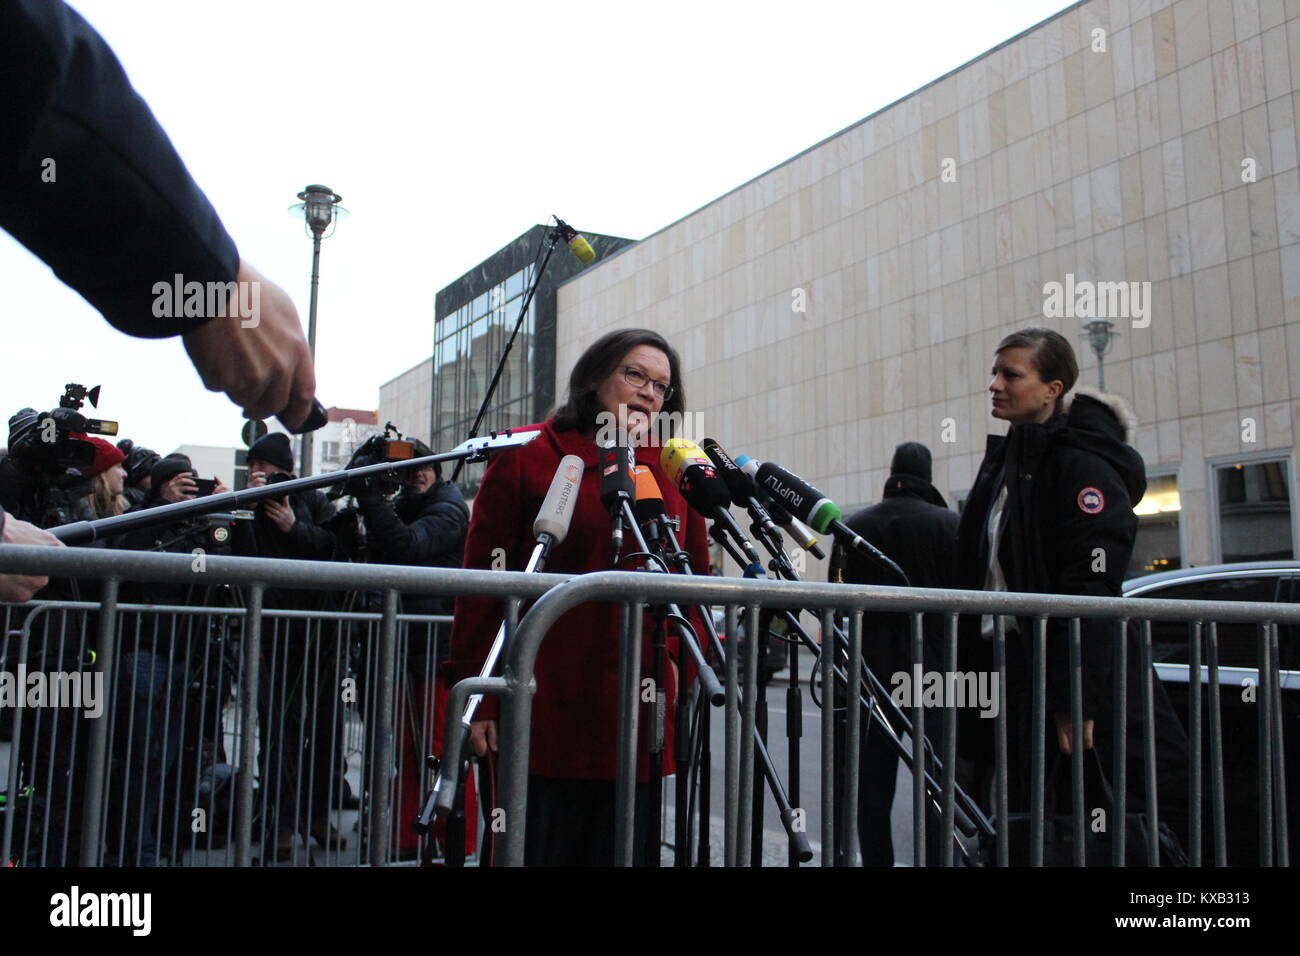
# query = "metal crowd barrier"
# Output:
<box><xmin>4</xmin><ymin>545</ymin><xmax>1296</xmax><ymax>868</ymax></box>
<box><xmin>0</xmin><ymin>544</ymin><xmax>566</xmax><ymax>867</ymax></box>
<box><xmin>441</xmin><ymin>570</ymin><xmax>1297</xmax><ymax>867</ymax></box>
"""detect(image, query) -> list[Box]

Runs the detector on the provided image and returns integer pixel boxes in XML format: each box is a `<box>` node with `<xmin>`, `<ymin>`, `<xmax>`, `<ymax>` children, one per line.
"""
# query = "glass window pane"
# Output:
<box><xmin>505</xmin><ymin>269</ymin><xmax>524</xmax><ymax>301</ymax></box>
<box><xmin>1129</xmin><ymin>473</ymin><xmax>1181</xmax><ymax>577</ymax></box>
<box><xmin>1140</xmin><ymin>575</ymin><xmax>1278</xmax><ymax>668</ymax></box>
<box><xmin>1215</xmin><ymin>460</ymin><xmax>1294</xmax><ymax>561</ymax></box>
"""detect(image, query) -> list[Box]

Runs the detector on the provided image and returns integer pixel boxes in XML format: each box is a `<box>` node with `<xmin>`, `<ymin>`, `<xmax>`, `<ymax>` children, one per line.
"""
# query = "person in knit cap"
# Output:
<box><xmin>120</xmin><ymin>444</ymin><xmax>162</xmax><ymax>510</ymax></box>
<box><xmin>242</xmin><ymin>431</ymin><xmax>337</xmax><ymax>557</ymax></box>
<box><xmin>73</xmin><ymin>435</ymin><xmax>128</xmax><ymax>520</ymax></box>
<box><xmin>835</xmin><ymin>441</ymin><xmax>960</xmax><ymax>866</ymax></box>
<box><xmin>239</xmin><ymin>430</ymin><xmax>345</xmax><ymax>856</ymax></box>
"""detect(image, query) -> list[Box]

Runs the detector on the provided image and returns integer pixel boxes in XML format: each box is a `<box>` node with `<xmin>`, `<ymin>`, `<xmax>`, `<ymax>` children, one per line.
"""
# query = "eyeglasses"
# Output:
<box><xmin>620</xmin><ymin>365</ymin><xmax>673</xmax><ymax>401</ymax></box>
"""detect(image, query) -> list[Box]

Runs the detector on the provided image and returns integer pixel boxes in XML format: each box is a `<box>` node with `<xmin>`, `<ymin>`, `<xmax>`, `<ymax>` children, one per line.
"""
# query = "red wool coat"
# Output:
<box><xmin>446</xmin><ymin>420</ymin><xmax>713</xmax><ymax>781</ymax></box>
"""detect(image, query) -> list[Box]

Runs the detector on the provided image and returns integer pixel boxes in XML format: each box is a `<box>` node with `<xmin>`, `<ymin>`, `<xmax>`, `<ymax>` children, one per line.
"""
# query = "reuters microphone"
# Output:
<box><xmin>534</xmin><ymin>454</ymin><xmax>584</xmax><ymax>559</ymax></box>
<box><xmin>427</xmin><ymin>453</ymin><xmax>584</xmax><ymax>821</ymax></box>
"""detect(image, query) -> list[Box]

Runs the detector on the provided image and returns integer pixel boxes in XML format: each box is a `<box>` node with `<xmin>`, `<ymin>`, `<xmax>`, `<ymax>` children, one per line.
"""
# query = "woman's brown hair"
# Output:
<box><xmin>995</xmin><ymin>326</ymin><xmax>1079</xmax><ymax>415</ymax></box>
<box><xmin>551</xmin><ymin>328</ymin><xmax>685</xmax><ymax>434</ymax></box>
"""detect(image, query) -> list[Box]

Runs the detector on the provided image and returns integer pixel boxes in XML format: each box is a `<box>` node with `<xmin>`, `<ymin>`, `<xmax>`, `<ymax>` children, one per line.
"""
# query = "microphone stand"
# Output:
<box><xmin>654</xmin><ymin>517</ymin><xmax>814</xmax><ymax>864</ymax></box>
<box><xmin>718</xmin><ymin>513</ymin><xmax>997</xmax><ymax>860</ymax></box>
<box><xmin>422</xmin><ymin>538</ymin><xmax>551</xmax><ymax>831</ymax></box>
<box><xmin>450</xmin><ymin>220</ymin><xmax>569</xmax><ymax>485</ymax></box>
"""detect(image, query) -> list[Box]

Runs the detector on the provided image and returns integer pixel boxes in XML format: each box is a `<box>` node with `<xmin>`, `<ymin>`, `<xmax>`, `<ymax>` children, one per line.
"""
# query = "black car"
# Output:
<box><xmin>1122</xmin><ymin>561</ymin><xmax>1299</xmax><ymax>865</ymax></box>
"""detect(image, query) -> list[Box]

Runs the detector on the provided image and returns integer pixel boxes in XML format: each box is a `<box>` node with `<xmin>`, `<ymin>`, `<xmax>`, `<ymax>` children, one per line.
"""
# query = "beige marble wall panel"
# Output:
<box><xmin>548</xmin><ymin>0</ymin><xmax>1300</xmax><ymax>570</ymax></box>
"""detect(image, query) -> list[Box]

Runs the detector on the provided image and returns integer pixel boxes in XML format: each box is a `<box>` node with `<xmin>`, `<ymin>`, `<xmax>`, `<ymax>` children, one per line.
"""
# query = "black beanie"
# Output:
<box><xmin>889</xmin><ymin>442</ymin><xmax>932</xmax><ymax>484</ymax></box>
<box><xmin>8</xmin><ymin>408</ymin><xmax>39</xmax><ymax>447</ymax></box>
<box><xmin>247</xmin><ymin>432</ymin><xmax>295</xmax><ymax>472</ymax></box>
<box><xmin>151</xmin><ymin>453</ymin><xmax>194</xmax><ymax>489</ymax></box>
<box><xmin>124</xmin><ymin>446</ymin><xmax>161</xmax><ymax>486</ymax></box>
<box><xmin>410</xmin><ymin>438</ymin><xmax>440</xmax><ymax>478</ymax></box>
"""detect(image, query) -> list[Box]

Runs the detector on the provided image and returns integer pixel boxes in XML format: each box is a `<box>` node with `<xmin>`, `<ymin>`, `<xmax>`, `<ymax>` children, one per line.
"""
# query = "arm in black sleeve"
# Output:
<box><xmin>0</xmin><ymin>0</ymin><xmax>239</xmax><ymax>337</ymax></box>
<box><xmin>358</xmin><ymin>491</ymin><xmax>468</xmax><ymax>566</ymax></box>
<box><xmin>1042</xmin><ymin>456</ymin><xmax>1137</xmax><ymax>717</ymax></box>
<box><xmin>285</xmin><ymin>491</ymin><xmax>340</xmax><ymax>560</ymax></box>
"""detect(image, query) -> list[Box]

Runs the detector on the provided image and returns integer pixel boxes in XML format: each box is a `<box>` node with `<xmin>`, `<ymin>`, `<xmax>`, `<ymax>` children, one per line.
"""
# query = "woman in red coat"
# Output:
<box><xmin>447</xmin><ymin>328</ymin><xmax>712</xmax><ymax>866</ymax></box>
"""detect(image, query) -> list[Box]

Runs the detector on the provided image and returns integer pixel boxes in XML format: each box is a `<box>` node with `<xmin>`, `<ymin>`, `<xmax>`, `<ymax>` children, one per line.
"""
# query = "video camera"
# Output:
<box><xmin>3</xmin><ymin>384</ymin><xmax>121</xmax><ymax>527</ymax></box>
<box><xmin>8</xmin><ymin>383</ymin><xmax>119</xmax><ymax>477</ymax></box>
<box><xmin>330</xmin><ymin>423</ymin><xmax>424</xmax><ymax>499</ymax></box>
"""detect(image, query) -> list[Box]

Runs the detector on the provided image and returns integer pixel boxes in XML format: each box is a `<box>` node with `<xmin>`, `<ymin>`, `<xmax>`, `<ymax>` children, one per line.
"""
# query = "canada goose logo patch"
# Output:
<box><xmin>1077</xmin><ymin>487</ymin><xmax>1105</xmax><ymax>514</ymax></box>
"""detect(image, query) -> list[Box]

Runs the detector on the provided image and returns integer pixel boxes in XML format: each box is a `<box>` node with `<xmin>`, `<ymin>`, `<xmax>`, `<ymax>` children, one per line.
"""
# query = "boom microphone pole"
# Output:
<box><xmin>450</xmin><ymin>216</ymin><xmax>597</xmax><ymax>484</ymax></box>
<box><xmin>53</xmin><ymin>429</ymin><xmax>541</xmax><ymax>546</ymax></box>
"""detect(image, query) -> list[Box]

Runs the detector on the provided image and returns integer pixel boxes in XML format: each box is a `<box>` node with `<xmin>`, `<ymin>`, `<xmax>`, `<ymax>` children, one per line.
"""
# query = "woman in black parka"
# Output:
<box><xmin>957</xmin><ymin>327</ymin><xmax>1188</xmax><ymax>858</ymax></box>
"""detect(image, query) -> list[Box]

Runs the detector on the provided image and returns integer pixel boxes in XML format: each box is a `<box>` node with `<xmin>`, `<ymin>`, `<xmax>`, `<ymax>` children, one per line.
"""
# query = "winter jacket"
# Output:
<box><xmin>957</xmin><ymin>389</ymin><xmax>1191</xmax><ymax>833</ymax></box>
<box><xmin>355</xmin><ymin>478</ymin><xmax>469</xmax><ymax>615</ymax></box>
<box><xmin>840</xmin><ymin>474</ymin><xmax>960</xmax><ymax>681</ymax></box>
<box><xmin>446</xmin><ymin>419</ymin><xmax>712</xmax><ymax>781</ymax></box>
<box><xmin>957</xmin><ymin>389</ymin><xmax>1146</xmax><ymax>718</ymax></box>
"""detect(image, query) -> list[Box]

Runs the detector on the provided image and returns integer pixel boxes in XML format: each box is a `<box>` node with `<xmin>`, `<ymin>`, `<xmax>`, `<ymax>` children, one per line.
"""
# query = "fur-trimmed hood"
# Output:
<box><xmin>1062</xmin><ymin>386</ymin><xmax>1138</xmax><ymax>445</ymax></box>
<box><xmin>1052</xmin><ymin>388</ymin><xmax>1146</xmax><ymax>504</ymax></box>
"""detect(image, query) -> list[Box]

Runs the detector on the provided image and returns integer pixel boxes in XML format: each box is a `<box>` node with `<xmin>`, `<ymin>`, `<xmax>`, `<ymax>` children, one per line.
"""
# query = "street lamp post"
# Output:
<box><xmin>1082</xmin><ymin>318</ymin><xmax>1118</xmax><ymax>391</ymax></box>
<box><xmin>289</xmin><ymin>184</ymin><xmax>347</xmax><ymax>476</ymax></box>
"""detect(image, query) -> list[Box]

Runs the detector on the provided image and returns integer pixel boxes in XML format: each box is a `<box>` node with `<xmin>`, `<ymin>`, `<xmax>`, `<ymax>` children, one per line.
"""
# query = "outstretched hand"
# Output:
<box><xmin>0</xmin><ymin>516</ymin><xmax>64</xmax><ymax>603</ymax></box>
<box><xmin>182</xmin><ymin>260</ymin><xmax>316</xmax><ymax>428</ymax></box>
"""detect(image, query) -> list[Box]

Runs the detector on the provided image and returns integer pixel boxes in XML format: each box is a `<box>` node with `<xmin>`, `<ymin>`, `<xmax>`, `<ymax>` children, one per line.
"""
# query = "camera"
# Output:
<box><xmin>330</xmin><ymin>423</ymin><xmax>422</xmax><ymax>498</ymax></box>
<box><xmin>3</xmin><ymin>384</ymin><xmax>123</xmax><ymax>526</ymax></box>
<box><xmin>8</xmin><ymin>383</ymin><xmax>119</xmax><ymax>476</ymax></box>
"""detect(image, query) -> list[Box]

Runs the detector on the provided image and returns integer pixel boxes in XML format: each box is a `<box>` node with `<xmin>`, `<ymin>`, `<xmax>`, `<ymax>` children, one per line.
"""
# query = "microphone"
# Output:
<box><xmin>660</xmin><ymin>437</ymin><xmax>765</xmax><ymax>571</ymax></box>
<box><xmin>599</xmin><ymin>436</ymin><xmax>637</xmax><ymax>563</ymax></box>
<box><xmin>746</xmin><ymin>459</ymin><xmax>840</xmax><ymax>533</ymax></box>
<box><xmin>733</xmin><ymin>455</ymin><xmax>826</xmax><ymax>560</ymax></box>
<box><xmin>633</xmin><ymin>464</ymin><xmax>667</xmax><ymax>549</ymax></box>
<box><xmin>629</xmin><ymin>464</ymin><xmax>726</xmax><ymax>706</ymax></box>
<box><xmin>555</xmin><ymin>217</ymin><xmax>596</xmax><ymax>264</ymax></box>
<box><xmin>534</xmin><ymin>454</ymin><xmax>584</xmax><ymax>557</ymax></box>
<box><xmin>425</xmin><ymin>453</ymin><xmax>586</xmax><ymax>823</ymax></box>
<box><xmin>700</xmin><ymin>438</ymin><xmax>781</xmax><ymax>540</ymax></box>
<box><xmin>742</xmin><ymin>457</ymin><xmax>908</xmax><ymax>584</ymax></box>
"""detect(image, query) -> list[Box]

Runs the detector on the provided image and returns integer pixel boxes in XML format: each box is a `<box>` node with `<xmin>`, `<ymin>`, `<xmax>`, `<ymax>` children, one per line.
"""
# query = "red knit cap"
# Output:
<box><xmin>76</xmin><ymin>434</ymin><xmax>126</xmax><ymax>478</ymax></box>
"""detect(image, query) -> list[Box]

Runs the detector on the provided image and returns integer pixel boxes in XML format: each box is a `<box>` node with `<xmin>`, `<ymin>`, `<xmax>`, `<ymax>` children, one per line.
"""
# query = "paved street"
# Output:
<box><xmin>659</xmin><ymin>646</ymin><xmax>919</xmax><ymax>867</ymax></box>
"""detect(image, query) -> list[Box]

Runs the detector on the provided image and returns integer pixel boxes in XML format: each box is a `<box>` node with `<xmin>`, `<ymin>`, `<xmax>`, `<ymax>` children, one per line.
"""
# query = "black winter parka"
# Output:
<box><xmin>957</xmin><ymin>390</ymin><xmax>1146</xmax><ymax>718</ymax></box>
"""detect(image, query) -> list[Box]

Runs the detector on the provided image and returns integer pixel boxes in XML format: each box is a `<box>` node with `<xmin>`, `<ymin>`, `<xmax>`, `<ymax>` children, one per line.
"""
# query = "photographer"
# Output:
<box><xmin>239</xmin><ymin>432</ymin><xmax>339</xmax><ymax>563</ymax></box>
<box><xmin>117</xmin><ymin>442</ymin><xmax>162</xmax><ymax>511</ymax></box>
<box><xmin>350</xmin><ymin>439</ymin><xmax>469</xmax><ymax>608</ymax></box>
<box><xmin>69</xmin><ymin>438</ymin><xmax>127</xmax><ymax>522</ymax></box>
<box><xmin>339</xmin><ymin>434</ymin><xmax>469</xmax><ymax>860</ymax></box>
<box><xmin>1</xmin><ymin>406</ymin><xmax>110</xmax><ymax>529</ymax></box>
<box><xmin>237</xmin><ymin>431</ymin><xmax>349</xmax><ymax>857</ymax></box>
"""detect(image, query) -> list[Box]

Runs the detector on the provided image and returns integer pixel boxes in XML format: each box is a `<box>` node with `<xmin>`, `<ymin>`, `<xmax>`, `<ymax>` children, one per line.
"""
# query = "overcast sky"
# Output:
<box><xmin>3</xmin><ymin>0</ymin><xmax>1076</xmax><ymax>452</ymax></box>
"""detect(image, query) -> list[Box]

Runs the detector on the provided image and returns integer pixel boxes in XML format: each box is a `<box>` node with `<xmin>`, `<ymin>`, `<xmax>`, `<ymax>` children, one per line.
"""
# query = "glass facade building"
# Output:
<box><xmin>430</xmin><ymin>224</ymin><xmax>634</xmax><ymax>498</ymax></box>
